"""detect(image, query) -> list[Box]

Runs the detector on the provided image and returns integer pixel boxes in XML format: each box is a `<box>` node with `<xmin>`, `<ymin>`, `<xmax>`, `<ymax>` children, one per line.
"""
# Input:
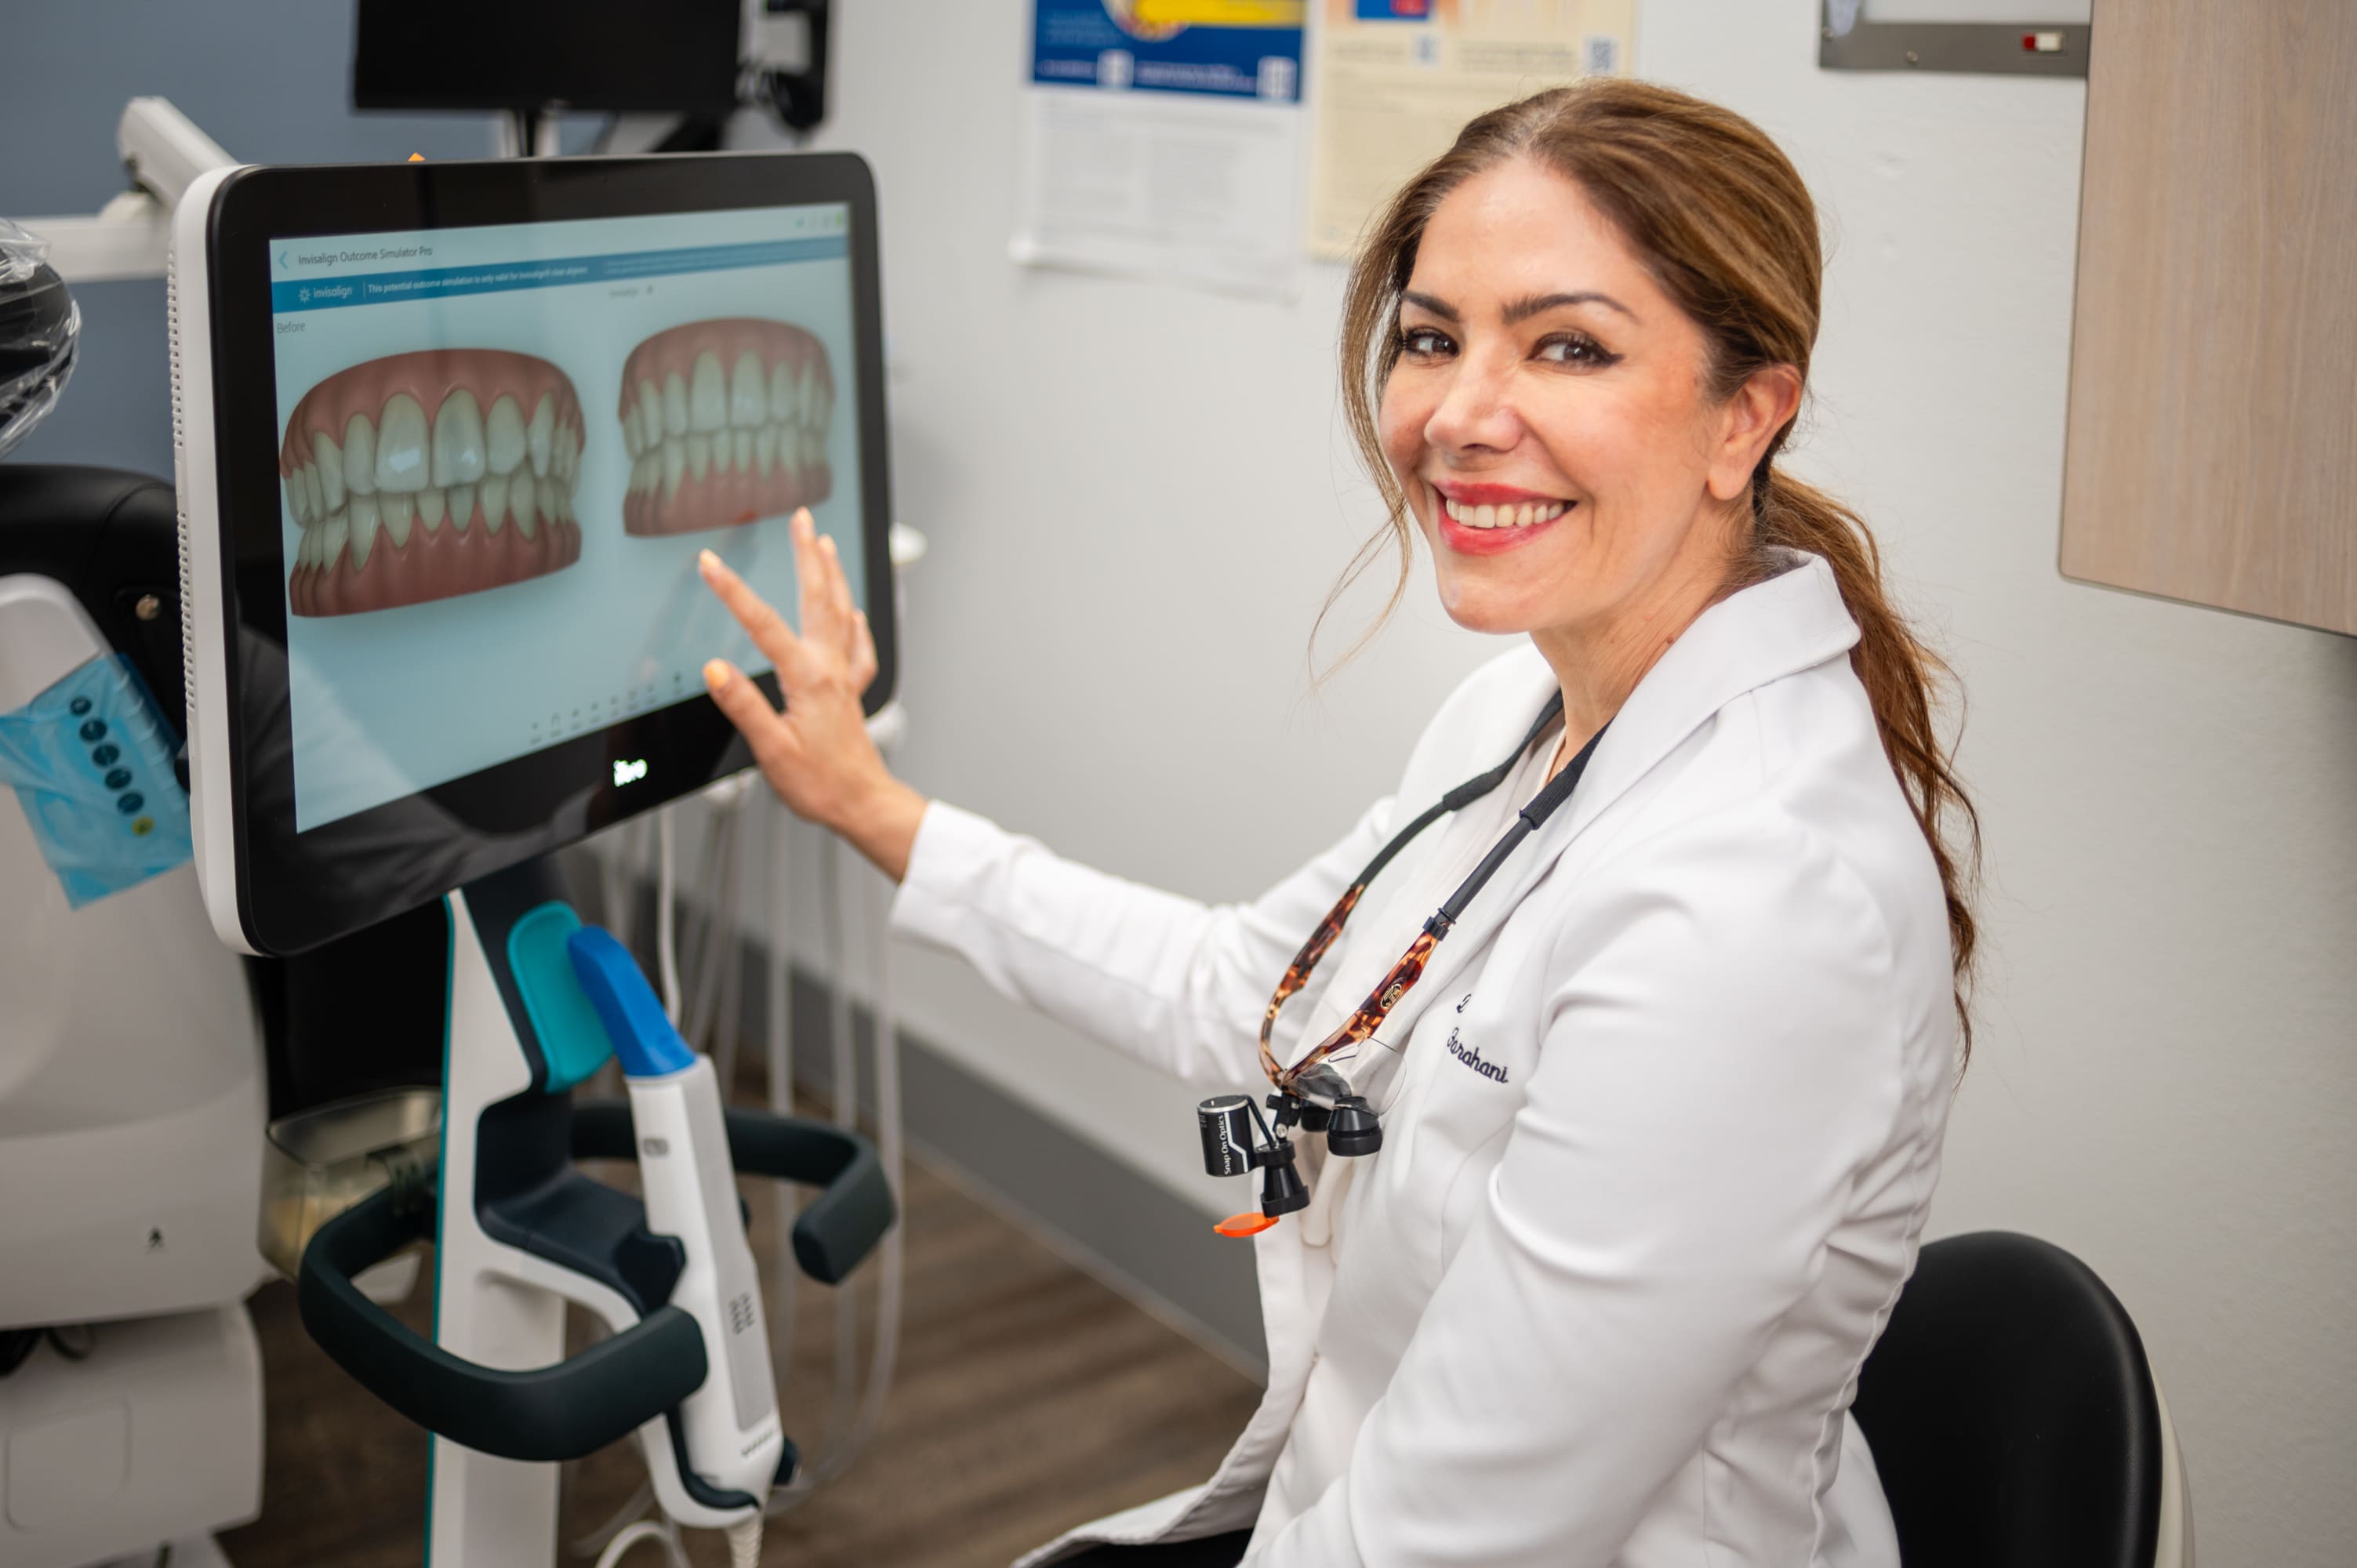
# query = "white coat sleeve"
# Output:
<box><xmin>1255</xmin><ymin>805</ymin><xmax>1905</xmax><ymax>1567</ymax></box>
<box><xmin>888</xmin><ymin>797</ymin><xmax>1399</xmax><ymax>1088</ymax></box>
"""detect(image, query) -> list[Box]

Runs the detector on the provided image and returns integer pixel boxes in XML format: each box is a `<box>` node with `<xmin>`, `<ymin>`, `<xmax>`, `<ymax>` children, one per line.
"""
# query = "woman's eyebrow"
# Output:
<box><xmin>1504</xmin><ymin>290</ymin><xmax>1638</xmax><ymax>324</ymax></box>
<box><xmin>1400</xmin><ymin>290</ymin><xmax>1457</xmax><ymax>321</ymax></box>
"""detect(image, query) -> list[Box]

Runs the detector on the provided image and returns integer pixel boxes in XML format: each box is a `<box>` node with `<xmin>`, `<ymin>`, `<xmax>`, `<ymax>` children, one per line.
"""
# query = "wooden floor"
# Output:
<box><xmin>217</xmin><ymin>1123</ymin><xmax>1262</xmax><ymax>1568</ymax></box>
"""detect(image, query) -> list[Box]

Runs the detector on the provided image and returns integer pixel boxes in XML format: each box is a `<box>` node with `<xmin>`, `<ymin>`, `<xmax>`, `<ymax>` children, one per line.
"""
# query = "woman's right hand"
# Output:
<box><xmin>697</xmin><ymin>508</ymin><xmax>928</xmax><ymax>881</ymax></box>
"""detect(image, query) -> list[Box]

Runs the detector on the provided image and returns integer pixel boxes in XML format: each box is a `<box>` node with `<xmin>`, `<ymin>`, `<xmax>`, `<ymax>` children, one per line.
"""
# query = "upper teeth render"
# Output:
<box><xmin>623</xmin><ymin>347</ymin><xmax>833</xmax><ymax>503</ymax></box>
<box><xmin>285</xmin><ymin>388</ymin><xmax>581</xmax><ymax>572</ymax></box>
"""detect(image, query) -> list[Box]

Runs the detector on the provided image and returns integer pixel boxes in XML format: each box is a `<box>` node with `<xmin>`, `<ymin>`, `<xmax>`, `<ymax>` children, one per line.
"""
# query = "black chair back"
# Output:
<box><xmin>1851</xmin><ymin>1231</ymin><xmax>2163</xmax><ymax>1568</ymax></box>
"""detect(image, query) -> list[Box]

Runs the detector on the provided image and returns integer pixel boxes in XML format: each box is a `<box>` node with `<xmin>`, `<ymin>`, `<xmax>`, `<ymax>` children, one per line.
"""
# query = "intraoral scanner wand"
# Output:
<box><xmin>568</xmin><ymin>926</ymin><xmax>783</xmax><ymax>1564</ymax></box>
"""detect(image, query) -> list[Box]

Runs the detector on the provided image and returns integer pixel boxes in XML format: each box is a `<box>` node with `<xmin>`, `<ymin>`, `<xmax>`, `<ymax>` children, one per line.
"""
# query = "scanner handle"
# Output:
<box><xmin>296</xmin><ymin>1175</ymin><xmax>708</xmax><ymax>1463</ymax></box>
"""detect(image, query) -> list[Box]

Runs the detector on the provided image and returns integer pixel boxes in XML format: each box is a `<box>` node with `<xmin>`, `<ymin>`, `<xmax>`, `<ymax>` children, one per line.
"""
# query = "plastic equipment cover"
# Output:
<box><xmin>0</xmin><ymin>652</ymin><xmax>193</xmax><ymax>907</ymax></box>
<box><xmin>0</xmin><ymin>218</ymin><xmax>80</xmax><ymax>462</ymax></box>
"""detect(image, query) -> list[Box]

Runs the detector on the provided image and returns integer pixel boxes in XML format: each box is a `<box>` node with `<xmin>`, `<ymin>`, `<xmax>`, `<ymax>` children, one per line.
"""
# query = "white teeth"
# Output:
<box><xmin>662</xmin><ymin>373</ymin><xmax>688</xmax><ymax>437</ymax></box>
<box><xmin>731</xmin><ymin>350</ymin><xmax>768</xmax><ymax>429</ymax></box>
<box><xmin>539</xmin><ymin>475</ymin><xmax>563</xmax><ymax>527</ymax></box>
<box><xmin>636</xmin><ymin>381</ymin><xmax>662</xmax><ymax>456</ymax></box>
<box><xmin>754</xmin><ymin>424</ymin><xmax>775</xmax><ymax>476</ymax></box>
<box><xmin>527</xmin><ymin>393</ymin><xmax>554</xmax><ymax>478</ymax></box>
<box><xmin>685</xmin><ymin>433</ymin><xmax>711</xmax><ymax>482</ymax></box>
<box><xmin>312</xmin><ymin>432</ymin><xmax>345</xmax><ymax>514</ymax></box>
<box><xmin>796</xmin><ymin>362</ymin><xmax>819</xmax><ymax>435</ymax></box>
<box><xmin>301</xmin><ymin>463</ymin><xmax>323</xmax><ymax>523</ymax></box>
<box><xmin>320</xmin><ymin>512</ymin><xmax>349</xmax><ymax>572</ymax></box>
<box><xmin>768</xmin><ymin>359</ymin><xmax>795</xmax><ymax>426</ymax></box>
<box><xmin>479</xmin><ymin>474</ymin><xmax>507</xmax><ymax>535</ymax></box>
<box><xmin>409</xmin><ymin>488</ymin><xmax>439</xmax><ymax>537</ymax></box>
<box><xmin>347</xmin><ymin>493</ymin><xmax>376</xmax><ymax>570</ymax></box>
<box><xmin>1442</xmin><ymin>495</ymin><xmax>1569</xmax><ymax>527</ymax></box>
<box><xmin>557</xmin><ymin>424</ymin><xmax>578</xmax><ymax>483</ymax></box>
<box><xmin>430</xmin><ymin>390</ymin><xmax>486</xmax><ymax>488</ymax></box>
<box><xmin>623</xmin><ymin>406</ymin><xmax>643</xmax><ymax>461</ymax></box>
<box><xmin>661</xmin><ymin>437</ymin><xmax>685</xmax><ymax>500</ymax></box>
<box><xmin>343</xmin><ymin>414</ymin><xmax>376</xmax><ymax>498</ymax></box>
<box><xmin>445</xmin><ymin>483</ymin><xmax>474</xmax><ymax>532</ymax></box>
<box><xmin>485</xmin><ymin>394</ymin><xmax>528</xmax><ymax>477</ymax></box>
<box><xmin>733</xmin><ymin>429</ymin><xmax>754</xmax><ymax>474</ymax></box>
<box><xmin>688</xmin><ymin>351</ymin><xmax>728</xmax><ymax>434</ymax></box>
<box><xmin>515</xmin><ymin>483</ymin><xmax>540</xmax><ymax>540</ymax></box>
<box><xmin>376</xmin><ymin>394</ymin><xmax>430</xmax><ymax>493</ymax></box>
<box><xmin>285</xmin><ymin>473</ymin><xmax>307</xmax><ymax>524</ymax></box>
<box><xmin>810</xmin><ymin>379</ymin><xmax>832</xmax><ymax>434</ymax></box>
<box><xmin>628</xmin><ymin>453</ymin><xmax>652</xmax><ymax>495</ymax></box>
<box><xmin>711</xmin><ymin>425</ymin><xmax>734</xmax><ymax>474</ymax></box>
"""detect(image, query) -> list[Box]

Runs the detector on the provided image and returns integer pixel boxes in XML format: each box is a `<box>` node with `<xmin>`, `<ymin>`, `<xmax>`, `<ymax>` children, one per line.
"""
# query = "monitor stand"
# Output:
<box><xmin>291</xmin><ymin>852</ymin><xmax>892</xmax><ymax>1567</ymax></box>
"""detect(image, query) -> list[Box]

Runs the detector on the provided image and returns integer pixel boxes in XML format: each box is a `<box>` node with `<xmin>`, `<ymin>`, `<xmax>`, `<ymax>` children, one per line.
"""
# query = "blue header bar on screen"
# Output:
<box><xmin>271</xmin><ymin>234</ymin><xmax>851</xmax><ymax>313</ymax></box>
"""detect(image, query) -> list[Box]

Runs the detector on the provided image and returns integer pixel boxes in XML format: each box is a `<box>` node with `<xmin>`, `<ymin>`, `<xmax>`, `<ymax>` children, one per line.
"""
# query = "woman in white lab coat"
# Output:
<box><xmin>696</xmin><ymin>78</ymin><xmax>1977</xmax><ymax>1568</ymax></box>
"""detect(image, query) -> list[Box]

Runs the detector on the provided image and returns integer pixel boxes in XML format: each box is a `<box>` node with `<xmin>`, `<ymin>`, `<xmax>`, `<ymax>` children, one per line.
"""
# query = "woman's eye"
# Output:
<box><xmin>1537</xmin><ymin>332</ymin><xmax>1619</xmax><ymax>368</ymax></box>
<box><xmin>1398</xmin><ymin>325</ymin><xmax>1454</xmax><ymax>358</ymax></box>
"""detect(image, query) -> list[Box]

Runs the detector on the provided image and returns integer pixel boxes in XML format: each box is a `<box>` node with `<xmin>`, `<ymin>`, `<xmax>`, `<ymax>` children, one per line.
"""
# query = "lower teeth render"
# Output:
<box><xmin>294</xmin><ymin>474</ymin><xmax>576</xmax><ymax>571</ymax></box>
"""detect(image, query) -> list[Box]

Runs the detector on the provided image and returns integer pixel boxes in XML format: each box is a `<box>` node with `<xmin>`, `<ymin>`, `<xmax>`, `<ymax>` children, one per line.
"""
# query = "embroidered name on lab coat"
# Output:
<box><xmin>1446</xmin><ymin>1025</ymin><xmax>1507</xmax><ymax>1083</ymax></box>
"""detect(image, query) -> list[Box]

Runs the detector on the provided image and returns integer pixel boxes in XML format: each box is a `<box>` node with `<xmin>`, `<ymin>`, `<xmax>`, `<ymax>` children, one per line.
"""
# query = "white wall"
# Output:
<box><xmin>765</xmin><ymin>2</ymin><xmax>2357</xmax><ymax>1561</ymax></box>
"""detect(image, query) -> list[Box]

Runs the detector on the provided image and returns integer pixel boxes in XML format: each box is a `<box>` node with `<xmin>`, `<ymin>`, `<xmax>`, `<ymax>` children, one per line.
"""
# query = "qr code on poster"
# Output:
<box><xmin>1582</xmin><ymin>34</ymin><xmax>1620</xmax><ymax>74</ymax></box>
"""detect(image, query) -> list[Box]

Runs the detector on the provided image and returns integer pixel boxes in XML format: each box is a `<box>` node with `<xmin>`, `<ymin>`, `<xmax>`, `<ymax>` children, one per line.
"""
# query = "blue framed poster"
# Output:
<box><xmin>1031</xmin><ymin>0</ymin><xmax>1306</xmax><ymax>102</ymax></box>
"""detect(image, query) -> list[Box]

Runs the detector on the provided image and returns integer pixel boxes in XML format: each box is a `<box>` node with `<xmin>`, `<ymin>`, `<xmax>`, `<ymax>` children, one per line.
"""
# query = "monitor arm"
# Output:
<box><xmin>20</xmin><ymin>99</ymin><xmax>237</xmax><ymax>284</ymax></box>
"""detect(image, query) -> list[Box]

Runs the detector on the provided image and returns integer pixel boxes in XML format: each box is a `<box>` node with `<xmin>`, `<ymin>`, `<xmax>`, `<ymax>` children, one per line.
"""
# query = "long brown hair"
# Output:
<box><xmin>1332</xmin><ymin>78</ymin><xmax>1981</xmax><ymax>1054</ymax></box>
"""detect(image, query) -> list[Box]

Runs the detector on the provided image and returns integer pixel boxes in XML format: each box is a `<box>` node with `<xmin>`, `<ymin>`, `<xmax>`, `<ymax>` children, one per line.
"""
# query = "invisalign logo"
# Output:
<box><xmin>612</xmin><ymin>757</ymin><xmax>648</xmax><ymax>786</ymax></box>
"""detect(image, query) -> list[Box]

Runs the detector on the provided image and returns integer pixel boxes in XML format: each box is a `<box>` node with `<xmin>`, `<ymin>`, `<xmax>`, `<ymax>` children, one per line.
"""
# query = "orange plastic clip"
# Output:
<box><xmin>408</xmin><ymin>153</ymin><xmax>425</xmax><ymax>162</ymax></box>
<box><xmin>1215</xmin><ymin>1211</ymin><xmax>1279</xmax><ymax>1238</ymax></box>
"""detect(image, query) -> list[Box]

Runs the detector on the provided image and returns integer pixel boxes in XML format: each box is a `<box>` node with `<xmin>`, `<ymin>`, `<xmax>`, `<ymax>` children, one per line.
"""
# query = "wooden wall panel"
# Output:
<box><xmin>2060</xmin><ymin>0</ymin><xmax>2357</xmax><ymax>633</ymax></box>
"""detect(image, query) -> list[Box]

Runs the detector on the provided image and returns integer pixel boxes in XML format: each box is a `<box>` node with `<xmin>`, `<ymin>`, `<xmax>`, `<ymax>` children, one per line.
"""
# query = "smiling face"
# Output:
<box><xmin>1379</xmin><ymin>157</ymin><xmax>1796</xmax><ymax>664</ymax></box>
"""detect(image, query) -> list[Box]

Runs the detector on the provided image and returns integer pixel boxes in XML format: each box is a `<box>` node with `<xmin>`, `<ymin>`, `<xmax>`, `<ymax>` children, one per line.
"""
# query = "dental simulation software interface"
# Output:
<box><xmin>267</xmin><ymin>204</ymin><xmax>863</xmax><ymax>831</ymax></box>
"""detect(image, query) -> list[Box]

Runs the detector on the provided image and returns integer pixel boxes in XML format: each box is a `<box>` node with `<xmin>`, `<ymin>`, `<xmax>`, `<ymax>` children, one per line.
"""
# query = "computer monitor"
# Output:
<box><xmin>169</xmin><ymin>153</ymin><xmax>894</xmax><ymax>956</ymax></box>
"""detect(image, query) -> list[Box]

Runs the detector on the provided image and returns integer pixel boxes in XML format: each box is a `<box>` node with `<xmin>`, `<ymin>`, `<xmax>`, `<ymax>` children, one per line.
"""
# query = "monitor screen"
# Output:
<box><xmin>268</xmin><ymin>204</ymin><xmax>863</xmax><ymax>833</ymax></box>
<box><xmin>175</xmin><ymin>154</ymin><xmax>893</xmax><ymax>955</ymax></box>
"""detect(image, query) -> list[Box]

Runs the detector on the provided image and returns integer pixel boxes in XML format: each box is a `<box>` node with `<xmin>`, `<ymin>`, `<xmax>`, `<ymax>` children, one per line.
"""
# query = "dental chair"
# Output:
<box><xmin>1851</xmin><ymin>1229</ymin><xmax>2194</xmax><ymax>1568</ymax></box>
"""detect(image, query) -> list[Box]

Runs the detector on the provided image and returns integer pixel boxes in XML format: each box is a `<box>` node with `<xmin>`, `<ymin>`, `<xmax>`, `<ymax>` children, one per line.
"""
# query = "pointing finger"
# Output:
<box><xmin>699</xmin><ymin>548</ymin><xmax>809</xmax><ymax>675</ymax></box>
<box><xmin>703</xmin><ymin>659</ymin><xmax>796</xmax><ymax>765</ymax></box>
<box><xmin>792</xmin><ymin>509</ymin><xmax>843</xmax><ymax>652</ymax></box>
<box><xmin>849</xmin><ymin>608</ymin><xmax>878</xmax><ymax>691</ymax></box>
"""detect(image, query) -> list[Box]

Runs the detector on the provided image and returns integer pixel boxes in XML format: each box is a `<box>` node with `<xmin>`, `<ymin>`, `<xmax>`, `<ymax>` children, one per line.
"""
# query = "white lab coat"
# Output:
<box><xmin>891</xmin><ymin>550</ymin><xmax>1955</xmax><ymax>1567</ymax></box>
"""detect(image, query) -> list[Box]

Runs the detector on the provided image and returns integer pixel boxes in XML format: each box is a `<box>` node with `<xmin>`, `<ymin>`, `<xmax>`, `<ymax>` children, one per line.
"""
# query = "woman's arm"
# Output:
<box><xmin>889</xmin><ymin>794</ymin><xmax>1397</xmax><ymax>1088</ymax></box>
<box><xmin>1257</xmin><ymin>805</ymin><xmax>1907</xmax><ymax>1567</ymax></box>
<box><xmin>696</xmin><ymin>507</ymin><xmax>1396</xmax><ymax>1087</ymax></box>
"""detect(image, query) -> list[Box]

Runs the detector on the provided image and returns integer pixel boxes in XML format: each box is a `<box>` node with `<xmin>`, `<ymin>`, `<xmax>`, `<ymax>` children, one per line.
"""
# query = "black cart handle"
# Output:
<box><xmin>571</xmin><ymin>1099</ymin><xmax>895</xmax><ymax>1285</ymax></box>
<box><xmin>296</xmin><ymin>1178</ymin><xmax>708</xmax><ymax>1462</ymax></box>
<box><xmin>296</xmin><ymin>1104</ymin><xmax>895</xmax><ymax>1461</ymax></box>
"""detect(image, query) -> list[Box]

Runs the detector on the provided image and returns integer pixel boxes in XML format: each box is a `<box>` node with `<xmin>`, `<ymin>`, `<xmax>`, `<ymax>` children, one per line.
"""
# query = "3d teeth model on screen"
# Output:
<box><xmin>281</xmin><ymin>350</ymin><xmax>587</xmax><ymax>616</ymax></box>
<box><xmin>619</xmin><ymin>318</ymin><xmax>834</xmax><ymax>537</ymax></box>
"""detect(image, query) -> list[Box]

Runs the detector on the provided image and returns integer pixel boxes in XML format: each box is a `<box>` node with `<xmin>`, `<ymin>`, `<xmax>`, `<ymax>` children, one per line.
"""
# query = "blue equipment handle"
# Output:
<box><xmin>566</xmin><ymin>924</ymin><xmax>695</xmax><ymax>1078</ymax></box>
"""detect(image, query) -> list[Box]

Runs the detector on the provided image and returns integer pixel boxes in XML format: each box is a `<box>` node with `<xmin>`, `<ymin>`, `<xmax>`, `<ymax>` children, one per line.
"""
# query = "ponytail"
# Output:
<box><xmin>1752</xmin><ymin>466</ymin><xmax>1981</xmax><ymax>1058</ymax></box>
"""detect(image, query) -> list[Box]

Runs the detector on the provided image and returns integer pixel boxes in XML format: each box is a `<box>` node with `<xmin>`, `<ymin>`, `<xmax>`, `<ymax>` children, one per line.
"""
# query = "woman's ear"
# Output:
<box><xmin>1705</xmin><ymin>365</ymin><xmax>1803</xmax><ymax>503</ymax></box>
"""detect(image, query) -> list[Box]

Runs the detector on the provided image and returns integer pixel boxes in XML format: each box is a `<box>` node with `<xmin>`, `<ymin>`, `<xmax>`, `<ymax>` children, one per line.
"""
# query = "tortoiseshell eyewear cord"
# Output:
<box><xmin>1258</xmin><ymin>693</ymin><xmax>1609</xmax><ymax>1102</ymax></box>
